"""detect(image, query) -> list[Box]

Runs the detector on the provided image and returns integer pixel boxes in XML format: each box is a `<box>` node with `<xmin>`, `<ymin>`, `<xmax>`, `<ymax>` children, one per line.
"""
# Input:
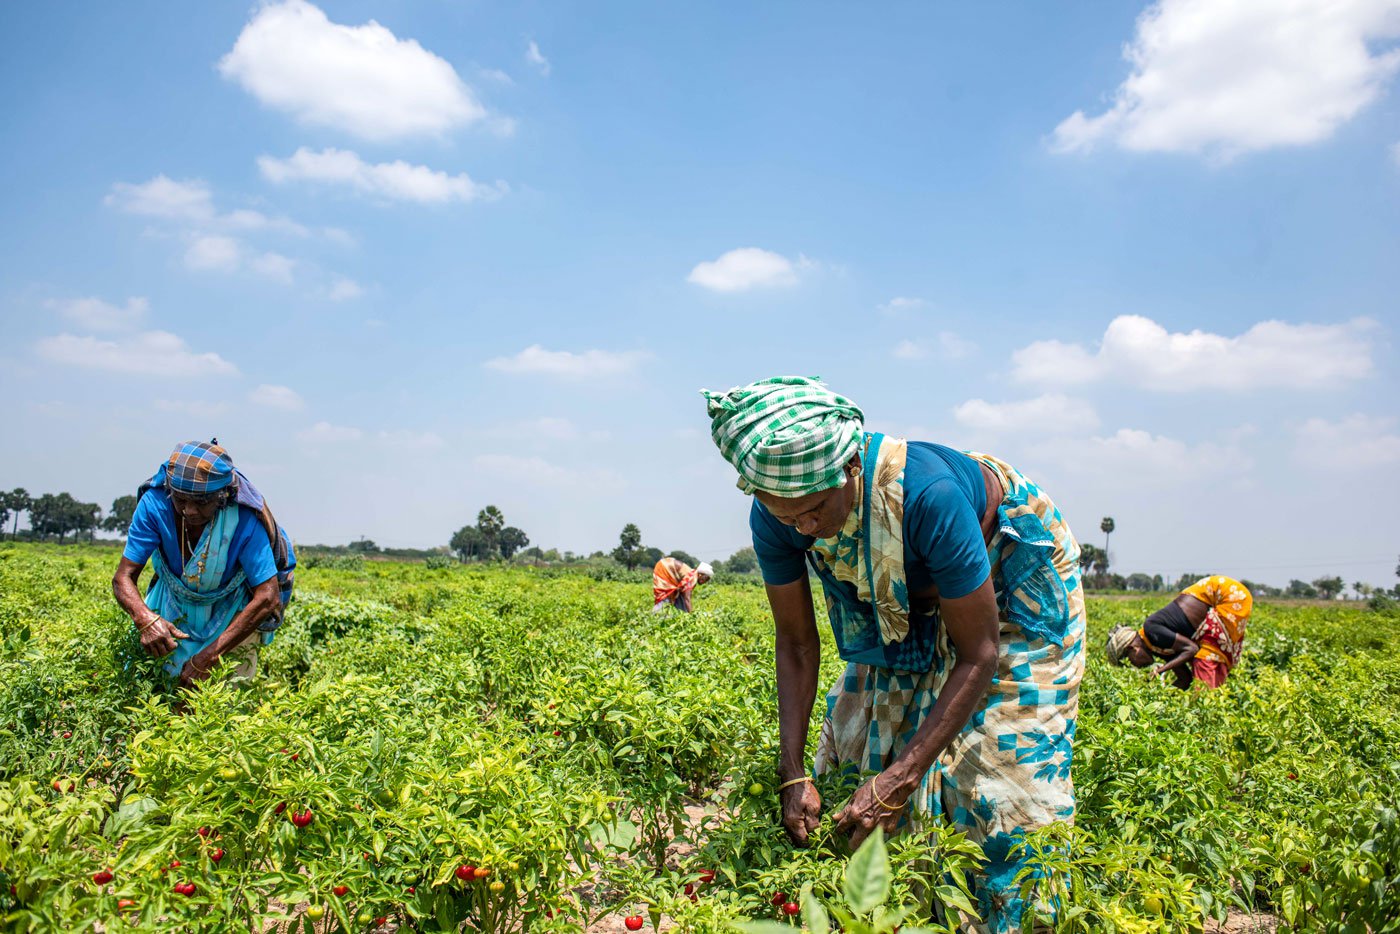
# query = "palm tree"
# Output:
<box><xmin>6</xmin><ymin>488</ymin><xmax>29</xmax><ymax>539</ymax></box>
<box><xmin>1100</xmin><ymin>517</ymin><xmax>1115</xmax><ymax>572</ymax></box>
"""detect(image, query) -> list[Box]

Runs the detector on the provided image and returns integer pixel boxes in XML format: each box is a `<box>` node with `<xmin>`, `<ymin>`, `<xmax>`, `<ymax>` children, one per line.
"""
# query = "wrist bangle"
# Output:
<box><xmin>778</xmin><ymin>776</ymin><xmax>814</xmax><ymax>791</ymax></box>
<box><xmin>871</xmin><ymin>776</ymin><xmax>905</xmax><ymax>812</ymax></box>
<box><xmin>136</xmin><ymin>612</ymin><xmax>158</xmax><ymax>633</ymax></box>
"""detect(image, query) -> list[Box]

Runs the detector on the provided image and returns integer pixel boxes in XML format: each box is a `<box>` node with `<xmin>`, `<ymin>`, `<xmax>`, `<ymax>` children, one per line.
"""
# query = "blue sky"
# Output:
<box><xmin>2</xmin><ymin>0</ymin><xmax>1397</xmax><ymax>589</ymax></box>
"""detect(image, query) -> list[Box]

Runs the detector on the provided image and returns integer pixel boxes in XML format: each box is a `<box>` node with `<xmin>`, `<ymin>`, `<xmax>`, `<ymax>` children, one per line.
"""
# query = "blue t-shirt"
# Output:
<box><xmin>123</xmin><ymin>490</ymin><xmax>278</xmax><ymax>588</ymax></box>
<box><xmin>751</xmin><ymin>442</ymin><xmax>991</xmax><ymax>600</ymax></box>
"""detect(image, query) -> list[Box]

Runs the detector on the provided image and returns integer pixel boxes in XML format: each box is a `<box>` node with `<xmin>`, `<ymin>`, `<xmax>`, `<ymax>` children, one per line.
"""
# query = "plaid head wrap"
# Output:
<box><xmin>701</xmin><ymin>376</ymin><xmax>865</xmax><ymax>496</ymax></box>
<box><xmin>1105</xmin><ymin>624</ymin><xmax>1138</xmax><ymax>666</ymax></box>
<box><xmin>165</xmin><ymin>441</ymin><xmax>235</xmax><ymax>494</ymax></box>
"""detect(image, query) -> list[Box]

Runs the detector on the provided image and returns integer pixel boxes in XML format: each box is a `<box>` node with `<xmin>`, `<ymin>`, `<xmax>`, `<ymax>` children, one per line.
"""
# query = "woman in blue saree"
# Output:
<box><xmin>111</xmin><ymin>441</ymin><xmax>294</xmax><ymax>688</ymax></box>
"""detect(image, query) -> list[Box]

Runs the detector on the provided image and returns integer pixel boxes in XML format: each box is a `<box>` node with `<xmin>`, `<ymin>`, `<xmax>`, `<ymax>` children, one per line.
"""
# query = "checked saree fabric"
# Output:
<box><xmin>811</xmin><ymin>451</ymin><xmax>1085</xmax><ymax>933</ymax></box>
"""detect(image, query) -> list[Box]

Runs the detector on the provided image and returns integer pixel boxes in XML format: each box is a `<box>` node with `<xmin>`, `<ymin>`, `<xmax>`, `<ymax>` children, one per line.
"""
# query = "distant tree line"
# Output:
<box><xmin>0</xmin><ymin>488</ymin><xmax>136</xmax><ymax>544</ymax></box>
<box><xmin>449</xmin><ymin>506</ymin><xmax>530</xmax><ymax>562</ymax></box>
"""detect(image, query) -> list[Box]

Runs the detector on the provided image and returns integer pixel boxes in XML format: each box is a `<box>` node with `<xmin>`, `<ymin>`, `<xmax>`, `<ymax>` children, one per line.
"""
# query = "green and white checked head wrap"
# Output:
<box><xmin>701</xmin><ymin>376</ymin><xmax>865</xmax><ymax>496</ymax></box>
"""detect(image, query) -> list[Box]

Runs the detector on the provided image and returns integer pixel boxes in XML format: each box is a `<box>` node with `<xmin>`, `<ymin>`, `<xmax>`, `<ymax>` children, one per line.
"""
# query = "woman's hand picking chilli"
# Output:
<box><xmin>781</xmin><ymin>780</ymin><xmax>822</xmax><ymax>847</ymax></box>
<box><xmin>834</xmin><ymin>773</ymin><xmax>906</xmax><ymax>849</ymax></box>
<box><xmin>139</xmin><ymin>616</ymin><xmax>190</xmax><ymax>658</ymax></box>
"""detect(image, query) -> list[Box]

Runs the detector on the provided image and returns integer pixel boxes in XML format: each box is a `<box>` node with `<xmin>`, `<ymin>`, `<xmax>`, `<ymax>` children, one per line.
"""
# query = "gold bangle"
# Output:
<box><xmin>778</xmin><ymin>776</ymin><xmax>814</xmax><ymax>792</ymax></box>
<box><xmin>870</xmin><ymin>777</ymin><xmax>905</xmax><ymax>812</ymax></box>
<box><xmin>136</xmin><ymin>612</ymin><xmax>158</xmax><ymax>633</ymax></box>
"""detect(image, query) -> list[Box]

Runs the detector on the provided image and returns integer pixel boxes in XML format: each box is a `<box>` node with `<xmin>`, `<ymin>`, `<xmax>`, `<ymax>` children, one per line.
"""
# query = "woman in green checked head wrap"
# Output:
<box><xmin>702</xmin><ymin>376</ymin><xmax>1086</xmax><ymax>934</ymax></box>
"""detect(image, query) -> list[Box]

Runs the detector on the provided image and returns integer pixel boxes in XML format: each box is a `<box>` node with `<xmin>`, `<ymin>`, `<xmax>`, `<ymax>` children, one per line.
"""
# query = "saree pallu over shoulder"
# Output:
<box><xmin>808</xmin><ymin>433</ymin><xmax>935</xmax><ymax>671</ymax></box>
<box><xmin>652</xmin><ymin>556</ymin><xmax>698</xmax><ymax>607</ymax></box>
<box><xmin>966</xmin><ymin>452</ymin><xmax>1080</xmax><ymax>647</ymax></box>
<box><xmin>143</xmin><ymin>505</ymin><xmax>252</xmax><ymax>676</ymax></box>
<box><xmin>1182</xmin><ymin>575</ymin><xmax>1252</xmax><ymax>669</ymax></box>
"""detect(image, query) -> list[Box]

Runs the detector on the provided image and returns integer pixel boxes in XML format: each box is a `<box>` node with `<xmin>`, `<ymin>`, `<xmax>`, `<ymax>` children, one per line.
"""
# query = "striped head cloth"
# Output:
<box><xmin>165</xmin><ymin>441</ymin><xmax>235</xmax><ymax>495</ymax></box>
<box><xmin>1105</xmin><ymin>624</ymin><xmax>1137</xmax><ymax>666</ymax></box>
<box><xmin>701</xmin><ymin>376</ymin><xmax>865</xmax><ymax>496</ymax></box>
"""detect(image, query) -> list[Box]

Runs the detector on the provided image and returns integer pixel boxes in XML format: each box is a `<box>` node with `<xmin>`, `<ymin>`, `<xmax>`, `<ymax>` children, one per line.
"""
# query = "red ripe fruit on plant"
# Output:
<box><xmin>333</xmin><ymin>885</ymin><xmax>349</xmax><ymax>897</ymax></box>
<box><xmin>698</xmin><ymin>869</ymin><xmax>716</xmax><ymax>884</ymax></box>
<box><xmin>1288</xmin><ymin>772</ymin><xmax>1298</xmax><ymax>780</ymax></box>
<box><xmin>684</xmin><ymin>883</ymin><xmax>695</xmax><ymax>897</ymax></box>
<box><xmin>92</xmin><ymin>869</ymin><xmax>113</xmax><ymax>885</ymax></box>
<box><xmin>363</xmin><ymin>852</ymin><xmax>372</xmax><ymax>860</ymax></box>
<box><xmin>625</xmin><ymin>916</ymin><xmax>645</xmax><ymax>930</ymax></box>
<box><xmin>197</xmin><ymin>827</ymin><xmax>210</xmax><ymax>837</ymax></box>
<box><xmin>175</xmin><ymin>882</ymin><xmax>196</xmax><ymax>896</ymax></box>
<box><xmin>169</xmin><ymin>861</ymin><xmax>181</xmax><ymax>869</ymax></box>
<box><xmin>210</xmin><ymin>848</ymin><xmax>224</xmax><ymax>863</ymax></box>
<box><xmin>291</xmin><ymin>809</ymin><xmax>314</xmax><ymax>827</ymax></box>
<box><xmin>375</xmin><ymin>917</ymin><xmax>387</xmax><ymax>926</ymax></box>
<box><xmin>62</xmin><ymin>731</ymin><xmax>72</xmax><ymax>739</ymax></box>
<box><xmin>455</xmin><ymin>864</ymin><xmax>476</xmax><ymax>881</ymax></box>
<box><xmin>290</xmin><ymin>753</ymin><xmax>300</xmax><ymax>762</ymax></box>
<box><xmin>770</xmin><ymin>891</ymin><xmax>786</xmax><ymax>906</ymax></box>
<box><xmin>274</xmin><ymin>802</ymin><xmax>287</xmax><ymax>815</ymax></box>
<box><xmin>552</xmin><ymin>730</ymin><xmax>561</xmax><ymax>737</ymax></box>
<box><xmin>117</xmin><ymin>899</ymin><xmax>135</xmax><ymax>910</ymax></box>
<box><xmin>406</xmin><ymin>886</ymin><xmax>415</xmax><ymax>894</ymax></box>
<box><xmin>783</xmin><ymin>902</ymin><xmax>800</xmax><ymax>916</ymax></box>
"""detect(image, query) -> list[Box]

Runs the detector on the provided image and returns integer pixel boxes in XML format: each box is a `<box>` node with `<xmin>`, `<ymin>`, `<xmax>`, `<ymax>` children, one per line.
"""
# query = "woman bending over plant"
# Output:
<box><xmin>111</xmin><ymin>440</ymin><xmax>294</xmax><ymax>690</ymax></box>
<box><xmin>1106</xmin><ymin>575</ymin><xmax>1252</xmax><ymax>688</ymax></box>
<box><xmin>701</xmin><ymin>376</ymin><xmax>1085</xmax><ymax>934</ymax></box>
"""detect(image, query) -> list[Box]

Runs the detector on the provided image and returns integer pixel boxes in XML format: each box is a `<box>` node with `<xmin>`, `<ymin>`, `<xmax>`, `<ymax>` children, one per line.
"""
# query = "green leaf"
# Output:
<box><xmin>738</xmin><ymin>924</ymin><xmax>796</xmax><ymax>934</ymax></box>
<box><xmin>844</xmin><ymin>826</ymin><xmax>890</xmax><ymax>915</ymax></box>
<box><xmin>800</xmin><ymin>883</ymin><xmax>829</xmax><ymax>934</ymax></box>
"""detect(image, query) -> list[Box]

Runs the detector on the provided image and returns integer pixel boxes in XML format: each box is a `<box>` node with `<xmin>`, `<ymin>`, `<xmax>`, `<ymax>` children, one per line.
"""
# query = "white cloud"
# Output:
<box><xmin>479</xmin><ymin>67</ymin><xmax>514</xmax><ymax>85</ymax></box>
<box><xmin>223</xmin><ymin>208</ymin><xmax>309</xmax><ymax>237</ymax></box>
<box><xmin>1052</xmin><ymin>0</ymin><xmax>1400</xmax><ymax>158</ymax></box>
<box><xmin>46</xmin><ymin>296</ymin><xmax>148</xmax><ymax>332</ymax></box>
<box><xmin>105</xmin><ymin>175</ymin><xmax>214</xmax><ymax>221</ymax></box>
<box><xmin>249</xmin><ymin>384</ymin><xmax>305</xmax><ymax>411</ymax></box>
<box><xmin>258</xmin><ymin>147</ymin><xmax>506</xmax><ymax>204</ymax></box>
<box><xmin>893</xmin><ymin>333</ymin><xmax>976</xmax><ymax>360</ymax></box>
<box><xmin>687</xmin><ymin>247</ymin><xmax>803</xmax><ymax>292</ymax></box>
<box><xmin>107</xmin><ymin>177</ymin><xmax>324</xmax><ymax>245</ymax></box>
<box><xmin>36</xmin><ymin>331</ymin><xmax>239</xmax><ymax>378</ymax></box>
<box><xmin>502</xmin><ymin>416</ymin><xmax>610</xmax><ymax>443</ymax></box>
<box><xmin>219</xmin><ymin>0</ymin><xmax>487</xmax><ymax>141</ymax></box>
<box><xmin>484</xmin><ymin>345</ymin><xmax>651</xmax><ymax>379</ymax></box>
<box><xmin>1032</xmin><ymin>428</ymin><xmax>1251</xmax><ymax>484</ymax></box>
<box><xmin>1296</xmin><ymin>414</ymin><xmax>1400</xmax><ymax>468</ymax></box>
<box><xmin>953</xmin><ymin>394</ymin><xmax>1101</xmax><ymax>435</ymax></box>
<box><xmin>326</xmin><ymin>278</ymin><xmax>364</xmax><ymax>301</ymax></box>
<box><xmin>376</xmin><ymin>429</ymin><xmax>445</xmax><ymax>449</ymax></box>
<box><xmin>184</xmin><ymin>235</ymin><xmax>242</xmax><ymax>272</ymax></box>
<box><xmin>525</xmin><ymin>39</ymin><xmax>551</xmax><ymax>76</ymax></box>
<box><xmin>878</xmin><ymin>296</ymin><xmax>926</xmax><ymax>315</ymax></box>
<box><xmin>1011</xmin><ymin>314</ymin><xmax>1377</xmax><ymax>391</ymax></box>
<box><xmin>153</xmin><ymin>399</ymin><xmax>230</xmax><ymax>418</ymax></box>
<box><xmin>250</xmin><ymin>251</ymin><xmax>296</xmax><ymax>283</ymax></box>
<box><xmin>472</xmin><ymin>454</ymin><xmax>623</xmax><ymax>490</ymax></box>
<box><xmin>298</xmin><ymin>421</ymin><xmax>363</xmax><ymax>443</ymax></box>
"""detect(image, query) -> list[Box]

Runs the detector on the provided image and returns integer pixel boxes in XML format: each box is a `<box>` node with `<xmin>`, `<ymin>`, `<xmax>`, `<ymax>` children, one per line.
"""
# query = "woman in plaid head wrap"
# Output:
<box><xmin>111</xmin><ymin>441</ymin><xmax>295</xmax><ymax>689</ymax></box>
<box><xmin>702</xmin><ymin>376</ymin><xmax>1085</xmax><ymax>933</ymax></box>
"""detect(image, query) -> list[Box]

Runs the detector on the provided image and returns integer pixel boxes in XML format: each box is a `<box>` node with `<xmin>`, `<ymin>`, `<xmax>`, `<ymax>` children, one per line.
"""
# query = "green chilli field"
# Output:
<box><xmin>1</xmin><ymin>543</ymin><xmax>1397</xmax><ymax>933</ymax></box>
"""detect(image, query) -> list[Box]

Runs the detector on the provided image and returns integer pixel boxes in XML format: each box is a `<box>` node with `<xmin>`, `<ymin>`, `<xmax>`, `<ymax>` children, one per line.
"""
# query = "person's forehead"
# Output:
<box><xmin>759</xmin><ymin>488</ymin><xmax>832</xmax><ymax>514</ymax></box>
